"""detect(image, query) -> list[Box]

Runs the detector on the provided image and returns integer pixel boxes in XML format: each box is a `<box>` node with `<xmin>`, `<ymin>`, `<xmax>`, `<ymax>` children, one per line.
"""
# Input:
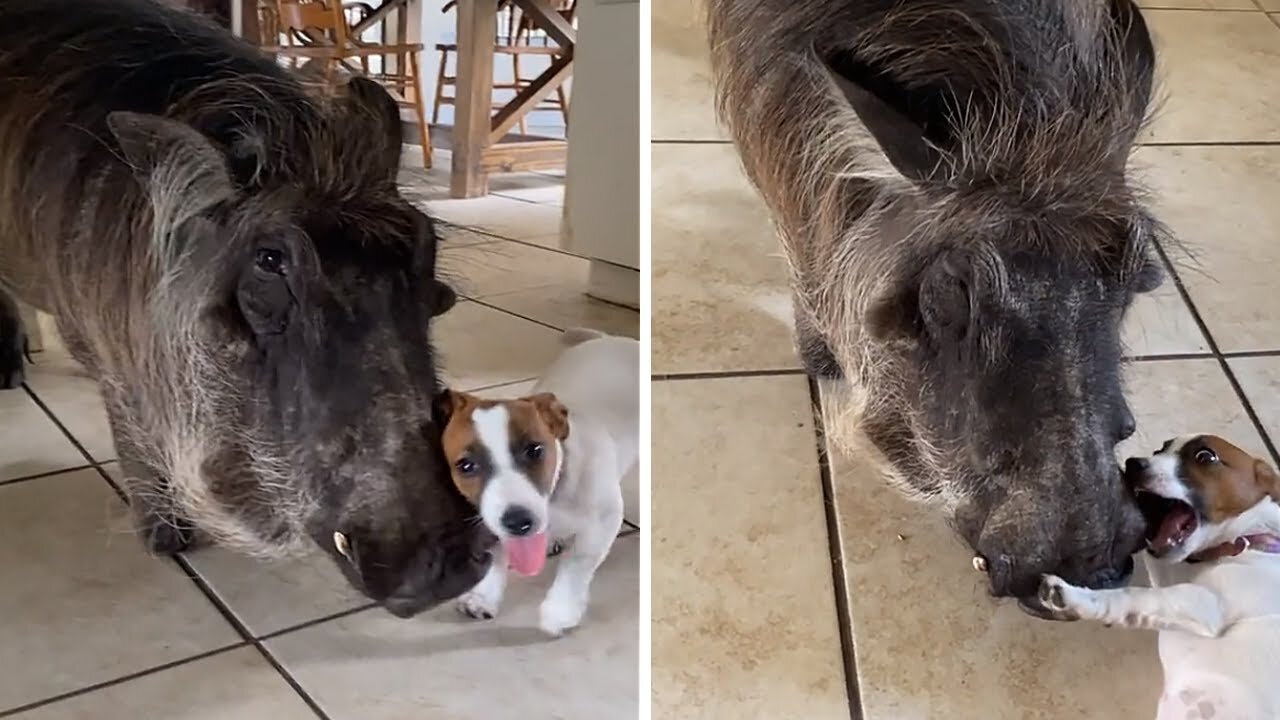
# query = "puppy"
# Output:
<box><xmin>435</xmin><ymin>327</ymin><xmax>638</xmax><ymax>636</ymax></box>
<box><xmin>1038</xmin><ymin>434</ymin><xmax>1280</xmax><ymax>720</ymax></box>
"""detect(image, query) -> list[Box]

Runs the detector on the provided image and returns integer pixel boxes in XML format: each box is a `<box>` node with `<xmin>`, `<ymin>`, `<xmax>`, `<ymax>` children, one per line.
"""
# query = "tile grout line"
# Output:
<box><xmin>651</xmin><ymin>368</ymin><xmax>808</xmax><ymax>381</ymax></box>
<box><xmin>19</xmin><ymin>385</ymin><xmax>335</xmax><ymax>720</ymax></box>
<box><xmin>805</xmin><ymin>377</ymin><xmax>864</xmax><ymax>720</ymax></box>
<box><xmin>467</xmin><ymin>297</ymin><xmax>565</xmax><ymax>332</ymax></box>
<box><xmin>1153</xmin><ymin>243</ymin><xmax>1280</xmax><ymax>469</ymax></box>
<box><xmin>0</xmin><ymin>462</ymin><xmax>97</xmax><ymax>487</ymax></box>
<box><xmin>0</xmin><ymin>642</ymin><xmax>248</xmax><ymax>719</ymax></box>
<box><xmin>1139</xmin><ymin>140</ymin><xmax>1280</xmax><ymax>147</ymax></box>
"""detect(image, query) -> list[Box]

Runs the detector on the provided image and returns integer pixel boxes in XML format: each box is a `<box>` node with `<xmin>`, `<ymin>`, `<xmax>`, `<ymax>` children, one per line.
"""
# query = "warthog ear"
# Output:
<box><xmin>426</xmin><ymin>280</ymin><xmax>458</xmax><ymax>317</ymax></box>
<box><xmin>867</xmin><ymin>250</ymin><xmax>980</xmax><ymax>343</ymax></box>
<box><xmin>107</xmin><ymin>112</ymin><xmax>235</xmax><ymax>255</ymax></box>
<box><xmin>344</xmin><ymin>76</ymin><xmax>404</xmax><ymax>182</ymax></box>
<box><xmin>824</xmin><ymin>55</ymin><xmax>947</xmax><ymax>184</ymax></box>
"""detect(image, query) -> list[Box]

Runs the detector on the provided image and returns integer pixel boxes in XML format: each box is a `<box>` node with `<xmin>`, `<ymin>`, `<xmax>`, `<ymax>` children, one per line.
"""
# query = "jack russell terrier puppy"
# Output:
<box><xmin>1038</xmin><ymin>434</ymin><xmax>1280</xmax><ymax>720</ymax></box>
<box><xmin>435</xmin><ymin>327</ymin><xmax>638</xmax><ymax>636</ymax></box>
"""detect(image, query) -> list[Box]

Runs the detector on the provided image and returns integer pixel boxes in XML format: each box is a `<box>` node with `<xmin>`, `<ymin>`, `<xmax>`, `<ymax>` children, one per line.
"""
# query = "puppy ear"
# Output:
<box><xmin>432</xmin><ymin>389</ymin><xmax>467</xmax><ymax>427</ymax></box>
<box><xmin>1254</xmin><ymin>459</ymin><xmax>1280</xmax><ymax>501</ymax></box>
<box><xmin>525</xmin><ymin>392</ymin><xmax>570</xmax><ymax>440</ymax></box>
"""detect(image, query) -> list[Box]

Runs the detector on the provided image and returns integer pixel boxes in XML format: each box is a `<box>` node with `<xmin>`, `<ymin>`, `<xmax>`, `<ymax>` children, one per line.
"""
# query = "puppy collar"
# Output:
<box><xmin>1186</xmin><ymin>533</ymin><xmax>1280</xmax><ymax>564</ymax></box>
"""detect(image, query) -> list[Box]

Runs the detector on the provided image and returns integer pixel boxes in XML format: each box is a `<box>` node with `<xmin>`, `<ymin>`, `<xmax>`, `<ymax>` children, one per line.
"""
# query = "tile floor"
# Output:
<box><xmin>0</xmin><ymin>156</ymin><xmax>639</xmax><ymax>719</ymax></box>
<box><xmin>651</xmin><ymin>2</ymin><xmax>1280</xmax><ymax>719</ymax></box>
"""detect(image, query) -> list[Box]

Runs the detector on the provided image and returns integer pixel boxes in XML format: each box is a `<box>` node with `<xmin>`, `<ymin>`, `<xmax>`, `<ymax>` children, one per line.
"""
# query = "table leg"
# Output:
<box><xmin>451</xmin><ymin>0</ymin><xmax>496</xmax><ymax>198</ymax></box>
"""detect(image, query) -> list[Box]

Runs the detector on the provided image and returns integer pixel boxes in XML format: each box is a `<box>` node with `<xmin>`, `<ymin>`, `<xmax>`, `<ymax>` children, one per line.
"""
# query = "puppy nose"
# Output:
<box><xmin>500</xmin><ymin>507</ymin><xmax>536</xmax><ymax>536</ymax></box>
<box><xmin>1124</xmin><ymin>457</ymin><xmax>1149</xmax><ymax>475</ymax></box>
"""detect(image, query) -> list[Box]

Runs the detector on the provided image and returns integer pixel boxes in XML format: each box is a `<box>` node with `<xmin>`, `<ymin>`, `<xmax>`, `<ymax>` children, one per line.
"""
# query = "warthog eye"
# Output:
<box><xmin>1194</xmin><ymin>448</ymin><xmax>1218</xmax><ymax>465</ymax></box>
<box><xmin>524</xmin><ymin>443</ymin><xmax>544</xmax><ymax>462</ymax></box>
<box><xmin>455</xmin><ymin>458</ymin><xmax>478</xmax><ymax>475</ymax></box>
<box><xmin>254</xmin><ymin>247</ymin><xmax>287</xmax><ymax>275</ymax></box>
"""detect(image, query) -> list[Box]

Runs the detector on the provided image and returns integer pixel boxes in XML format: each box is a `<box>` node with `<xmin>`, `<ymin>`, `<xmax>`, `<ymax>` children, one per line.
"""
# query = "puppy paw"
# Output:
<box><xmin>539</xmin><ymin>595</ymin><xmax>586</xmax><ymax>637</ymax></box>
<box><xmin>456</xmin><ymin>592</ymin><xmax>499</xmax><ymax>620</ymax></box>
<box><xmin>1037</xmin><ymin>574</ymin><xmax>1090</xmax><ymax>620</ymax></box>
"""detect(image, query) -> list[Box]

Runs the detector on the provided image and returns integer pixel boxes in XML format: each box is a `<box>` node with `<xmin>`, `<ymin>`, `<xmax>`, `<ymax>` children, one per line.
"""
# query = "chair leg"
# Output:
<box><xmin>512</xmin><ymin>54</ymin><xmax>528</xmax><ymax>135</ymax></box>
<box><xmin>432</xmin><ymin>48</ymin><xmax>450</xmax><ymax>126</ymax></box>
<box><xmin>409</xmin><ymin>52</ymin><xmax>432</xmax><ymax>169</ymax></box>
<box><xmin>556</xmin><ymin>82</ymin><xmax>569</xmax><ymax>128</ymax></box>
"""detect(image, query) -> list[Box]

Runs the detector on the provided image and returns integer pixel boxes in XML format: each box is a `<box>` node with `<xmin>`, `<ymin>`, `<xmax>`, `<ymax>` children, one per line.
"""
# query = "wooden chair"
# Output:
<box><xmin>261</xmin><ymin>0</ymin><xmax>433</xmax><ymax>167</ymax></box>
<box><xmin>432</xmin><ymin>0</ymin><xmax>575</xmax><ymax>135</ymax></box>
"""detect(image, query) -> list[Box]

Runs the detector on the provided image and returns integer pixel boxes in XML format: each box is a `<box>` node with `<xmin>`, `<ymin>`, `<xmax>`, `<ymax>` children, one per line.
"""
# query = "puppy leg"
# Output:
<box><xmin>0</xmin><ymin>288</ymin><xmax>27</xmax><ymax>390</ymax></box>
<box><xmin>457</xmin><ymin>547</ymin><xmax>508</xmax><ymax>620</ymax></box>
<box><xmin>1039</xmin><ymin>575</ymin><xmax>1226</xmax><ymax>638</ymax></box>
<box><xmin>539</xmin><ymin>491</ymin><xmax>624</xmax><ymax>637</ymax></box>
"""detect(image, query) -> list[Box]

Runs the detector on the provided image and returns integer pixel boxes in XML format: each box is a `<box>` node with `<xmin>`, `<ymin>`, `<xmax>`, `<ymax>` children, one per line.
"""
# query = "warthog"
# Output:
<box><xmin>707</xmin><ymin>0</ymin><xmax>1169</xmax><ymax>609</ymax></box>
<box><xmin>0</xmin><ymin>0</ymin><xmax>495</xmax><ymax>618</ymax></box>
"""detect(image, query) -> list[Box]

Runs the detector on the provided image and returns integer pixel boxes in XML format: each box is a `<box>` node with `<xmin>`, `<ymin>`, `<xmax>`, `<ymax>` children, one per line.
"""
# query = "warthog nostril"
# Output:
<box><xmin>500</xmin><ymin>507</ymin><xmax>536</xmax><ymax>536</ymax></box>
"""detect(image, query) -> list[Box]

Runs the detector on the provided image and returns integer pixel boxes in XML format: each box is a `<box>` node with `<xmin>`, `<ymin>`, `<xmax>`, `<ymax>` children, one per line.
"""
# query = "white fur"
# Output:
<box><xmin>1040</xmin><ymin>439</ymin><xmax>1280</xmax><ymax>720</ymax></box>
<box><xmin>457</xmin><ymin>329</ymin><xmax>638</xmax><ymax>636</ymax></box>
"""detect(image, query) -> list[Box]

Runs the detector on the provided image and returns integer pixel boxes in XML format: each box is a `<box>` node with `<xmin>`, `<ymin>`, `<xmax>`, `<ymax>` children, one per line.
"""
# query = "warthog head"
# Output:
<box><xmin>109</xmin><ymin>77</ymin><xmax>495</xmax><ymax>617</ymax></box>
<box><xmin>707</xmin><ymin>0</ymin><xmax>1170</xmax><ymax>610</ymax></box>
<box><xmin>822</xmin><ymin>1</ymin><xmax>1165</xmax><ymax>606</ymax></box>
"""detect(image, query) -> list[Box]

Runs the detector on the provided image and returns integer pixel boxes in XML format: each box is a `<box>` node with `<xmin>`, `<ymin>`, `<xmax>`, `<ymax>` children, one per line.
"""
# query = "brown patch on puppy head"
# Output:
<box><xmin>504</xmin><ymin>396</ymin><xmax>566</xmax><ymax>494</ymax></box>
<box><xmin>435</xmin><ymin>390</ymin><xmax>485</xmax><ymax>504</ymax></box>
<box><xmin>1180</xmin><ymin>435</ymin><xmax>1280</xmax><ymax>523</ymax></box>
<box><xmin>523</xmin><ymin>392</ymin><xmax>569</xmax><ymax>441</ymax></box>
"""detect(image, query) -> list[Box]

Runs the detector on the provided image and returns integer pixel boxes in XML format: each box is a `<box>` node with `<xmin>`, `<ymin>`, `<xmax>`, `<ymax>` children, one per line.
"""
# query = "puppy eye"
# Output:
<box><xmin>524</xmin><ymin>443</ymin><xmax>544</xmax><ymax>461</ymax></box>
<box><xmin>455</xmin><ymin>458</ymin><xmax>478</xmax><ymax>475</ymax></box>
<box><xmin>1194</xmin><ymin>448</ymin><xmax>1219</xmax><ymax>465</ymax></box>
<box><xmin>255</xmin><ymin>247</ymin><xmax>287</xmax><ymax>275</ymax></box>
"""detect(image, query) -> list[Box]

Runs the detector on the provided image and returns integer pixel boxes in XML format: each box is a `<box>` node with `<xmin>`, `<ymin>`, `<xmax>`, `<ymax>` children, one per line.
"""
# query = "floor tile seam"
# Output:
<box><xmin>651</xmin><ymin>368</ymin><xmax>807</xmax><ymax>381</ymax></box>
<box><xmin>1154</xmin><ymin>242</ymin><xmax>1280</xmax><ymax>468</ymax></box>
<box><xmin>0</xmin><ymin>462</ymin><xmax>97</xmax><ymax>487</ymax></box>
<box><xmin>436</xmin><ymin>223</ymin><xmax>578</xmax><ymax>259</ymax></box>
<box><xmin>0</xmin><ymin>642</ymin><xmax>248</xmax><ymax>719</ymax></box>
<box><xmin>806</xmin><ymin>376</ymin><xmax>864</xmax><ymax>720</ymax></box>
<box><xmin>467</xmin><ymin>297</ymin><xmax>565</xmax><ymax>331</ymax></box>
<box><xmin>650</xmin><ymin>139</ymin><xmax>732</xmax><ymax>145</ymax></box>
<box><xmin>23</xmin><ymin>390</ymin><xmax>331</xmax><ymax>720</ymax></box>
<box><xmin>1139</xmin><ymin>140</ymin><xmax>1280</xmax><ymax>147</ymax></box>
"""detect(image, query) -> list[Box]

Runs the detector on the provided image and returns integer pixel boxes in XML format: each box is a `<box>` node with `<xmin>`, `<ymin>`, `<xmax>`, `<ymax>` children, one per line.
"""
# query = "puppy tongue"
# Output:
<box><xmin>505</xmin><ymin>531</ymin><xmax>548</xmax><ymax>577</ymax></box>
<box><xmin>1151</xmin><ymin>505</ymin><xmax>1196</xmax><ymax>553</ymax></box>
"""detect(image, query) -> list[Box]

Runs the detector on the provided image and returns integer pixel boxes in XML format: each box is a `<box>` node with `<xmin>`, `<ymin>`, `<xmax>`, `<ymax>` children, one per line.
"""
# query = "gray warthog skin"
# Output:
<box><xmin>0</xmin><ymin>0</ymin><xmax>494</xmax><ymax>617</ymax></box>
<box><xmin>707</xmin><ymin>0</ymin><xmax>1169</xmax><ymax>606</ymax></box>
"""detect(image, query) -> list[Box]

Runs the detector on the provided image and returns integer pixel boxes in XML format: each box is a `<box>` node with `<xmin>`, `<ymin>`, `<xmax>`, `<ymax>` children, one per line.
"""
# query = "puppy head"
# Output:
<box><xmin>1123</xmin><ymin>434</ymin><xmax>1280</xmax><ymax>562</ymax></box>
<box><xmin>433</xmin><ymin>389</ymin><xmax>569</xmax><ymax>541</ymax></box>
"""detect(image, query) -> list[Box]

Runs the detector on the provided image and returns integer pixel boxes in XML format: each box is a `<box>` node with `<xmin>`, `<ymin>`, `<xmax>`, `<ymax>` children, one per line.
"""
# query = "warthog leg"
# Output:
<box><xmin>793</xmin><ymin>300</ymin><xmax>843</xmax><ymax>380</ymax></box>
<box><xmin>0</xmin><ymin>287</ymin><xmax>26</xmax><ymax>389</ymax></box>
<box><xmin>103</xmin><ymin>398</ymin><xmax>198</xmax><ymax>555</ymax></box>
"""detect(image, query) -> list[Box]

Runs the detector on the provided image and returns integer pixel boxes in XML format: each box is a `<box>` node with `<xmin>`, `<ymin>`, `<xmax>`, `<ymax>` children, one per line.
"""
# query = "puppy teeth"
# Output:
<box><xmin>333</xmin><ymin>531</ymin><xmax>351</xmax><ymax>560</ymax></box>
<box><xmin>972</xmin><ymin>555</ymin><xmax>987</xmax><ymax>572</ymax></box>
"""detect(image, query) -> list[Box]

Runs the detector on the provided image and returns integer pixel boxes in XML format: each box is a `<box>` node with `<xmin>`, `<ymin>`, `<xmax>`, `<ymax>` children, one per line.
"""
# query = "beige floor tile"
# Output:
<box><xmin>22</xmin><ymin>352</ymin><xmax>115</xmax><ymax>462</ymax></box>
<box><xmin>430</xmin><ymin>196</ymin><xmax>564</xmax><ymax>247</ymax></box>
<box><xmin>1136</xmin><ymin>145</ymin><xmax>1280</xmax><ymax>352</ymax></box>
<box><xmin>1224</xmin><ymin>356</ymin><xmax>1280</xmax><ymax>446</ymax></box>
<box><xmin>10</xmin><ymin>648</ymin><xmax>315</xmax><ymax>720</ymax></box>
<box><xmin>186</xmin><ymin>547</ymin><xmax>368</xmax><ymax>639</ymax></box>
<box><xmin>652</xmin><ymin>376</ymin><xmax>849</xmax><ymax>719</ymax></box>
<box><xmin>489</xmin><ymin>173</ymin><xmax>566</xmax><ymax>206</ymax></box>
<box><xmin>1144</xmin><ymin>11</ymin><xmax>1280</xmax><ymax>142</ymax></box>
<box><xmin>436</xmin><ymin>223</ymin><xmax>500</xmax><ymax>248</ymax></box>
<box><xmin>434</xmin><ymin>302</ymin><xmax>566</xmax><ymax>390</ymax></box>
<box><xmin>267</xmin><ymin>535</ymin><xmax>639</xmax><ymax>720</ymax></box>
<box><xmin>483</xmin><ymin>286</ymin><xmax>641</xmax><ymax>339</ymax></box>
<box><xmin>0</xmin><ymin>387</ymin><xmax>86</xmax><ymax>482</ymax></box>
<box><xmin>652</xmin><ymin>0</ymin><xmax>725</xmax><ymax>141</ymax></box>
<box><xmin>1138</xmin><ymin>0</ymin><xmax>1257</xmax><ymax>8</ymax></box>
<box><xmin>442</xmin><ymin>241</ymin><xmax>588</xmax><ymax>299</ymax></box>
<box><xmin>652</xmin><ymin>144</ymin><xmax>800</xmax><ymax>374</ymax></box>
<box><xmin>1123</xmin><ymin>281</ymin><xmax>1208</xmax><ymax>356</ymax></box>
<box><xmin>825</xmin><ymin>358</ymin><xmax>1257</xmax><ymax>719</ymax></box>
<box><xmin>1120</xmin><ymin>359</ymin><xmax>1267</xmax><ymax>459</ymax></box>
<box><xmin>0</xmin><ymin>469</ymin><xmax>240</xmax><ymax>710</ymax></box>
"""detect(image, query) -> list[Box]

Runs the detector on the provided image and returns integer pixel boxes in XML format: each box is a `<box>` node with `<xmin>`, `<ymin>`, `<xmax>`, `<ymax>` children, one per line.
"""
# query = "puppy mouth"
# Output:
<box><xmin>1135</xmin><ymin>490</ymin><xmax>1198</xmax><ymax>556</ymax></box>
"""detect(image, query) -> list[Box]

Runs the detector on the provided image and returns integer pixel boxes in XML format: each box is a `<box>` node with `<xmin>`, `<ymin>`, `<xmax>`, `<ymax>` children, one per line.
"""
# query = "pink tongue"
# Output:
<box><xmin>505</xmin><ymin>531</ymin><xmax>548</xmax><ymax>577</ymax></box>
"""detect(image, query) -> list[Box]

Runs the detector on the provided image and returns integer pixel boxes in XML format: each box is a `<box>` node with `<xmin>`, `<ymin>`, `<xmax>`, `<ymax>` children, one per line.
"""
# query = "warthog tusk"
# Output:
<box><xmin>333</xmin><ymin>531</ymin><xmax>351</xmax><ymax>560</ymax></box>
<box><xmin>972</xmin><ymin>555</ymin><xmax>987</xmax><ymax>572</ymax></box>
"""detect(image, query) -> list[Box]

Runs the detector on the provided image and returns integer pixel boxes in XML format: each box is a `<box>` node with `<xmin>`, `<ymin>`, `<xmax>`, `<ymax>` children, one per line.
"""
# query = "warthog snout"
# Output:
<box><xmin>326</xmin><ymin>519</ymin><xmax>498</xmax><ymax>618</ymax></box>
